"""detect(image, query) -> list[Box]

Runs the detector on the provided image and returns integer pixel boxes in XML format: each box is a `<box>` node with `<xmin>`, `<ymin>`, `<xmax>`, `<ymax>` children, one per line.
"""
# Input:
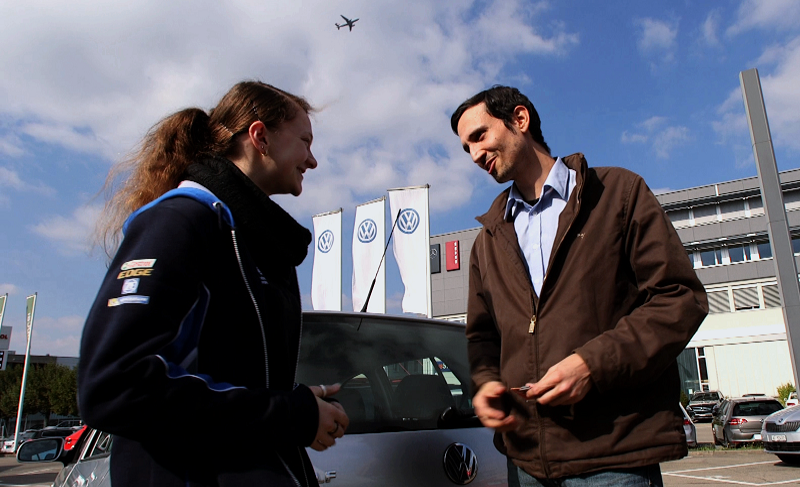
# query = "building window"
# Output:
<box><xmin>732</xmin><ymin>286</ymin><xmax>760</xmax><ymax>310</ymax></box>
<box><xmin>793</xmin><ymin>236</ymin><xmax>800</xmax><ymax>255</ymax></box>
<box><xmin>668</xmin><ymin>209</ymin><xmax>691</xmax><ymax>229</ymax></box>
<box><xmin>728</xmin><ymin>244</ymin><xmax>751</xmax><ymax>263</ymax></box>
<box><xmin>757</xmin><ymin>242</ymin><xmax>772</xmax><ymax>259</ymax></box>
<box><xmin>707</xmin><ymin>290</ymin><xmax>731</xmax><ymax>314</ymax></box>
<box><xmin>700</xmin><ymin>248</ymin><xmax>723</xmax><ymax>266</ymax></box>
<box><xmin>720</xmin><ymin>199</ymin><xmax>746</xmax><ymax>220</ymax></box>
<box><xmin>785</xmin><ymin>190</ymin><xmax>800</xmax><ymax>211</ymax></box>
<box><xmin>762</xmin><ymin>284</ymin><xmax>781</xmax><ymax>308</ymax></box>
<box><xmin>697</xmin><ymin>347</ymin><xmax>710</xmax><ymax>392</ymax></box>
<box><xmin>693</xmin><ymin>204</ymin><xmax>719</xmax><ymax>225</ymax></box>
<box><xmin>748</xmin><ymin>196</ymin><xmax>764</xmax><ymax>216</ymax></box>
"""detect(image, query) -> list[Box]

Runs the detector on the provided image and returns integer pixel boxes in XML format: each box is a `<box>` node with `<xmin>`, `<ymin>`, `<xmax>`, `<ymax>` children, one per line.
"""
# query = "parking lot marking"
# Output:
<box><xmin>666</xmin><ymin>460</ymin><xmax>776</xmax><ymax>474</ymax></box>
<box><xmin>664</xmin><ymin>460</ymin><xmax>800</xmax><ymax>486</ymax></box>
<box><xmin>664</xmin><ymin>472</ymin><xmax>800</xmax><ymax>486</ymax></box>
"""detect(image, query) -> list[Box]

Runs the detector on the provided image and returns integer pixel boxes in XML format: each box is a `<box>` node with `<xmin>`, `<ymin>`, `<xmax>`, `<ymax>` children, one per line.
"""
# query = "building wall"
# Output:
<box><xmin>430</xmin><ymin>228</ymin><xmax>479</xmax><ymax>321</ymax></box>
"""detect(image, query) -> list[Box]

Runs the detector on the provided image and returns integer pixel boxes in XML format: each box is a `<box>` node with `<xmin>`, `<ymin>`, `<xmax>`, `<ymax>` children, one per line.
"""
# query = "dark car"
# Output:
<box><xmin>18</xmin><ymin>311</ymin><xmax>508</xmax><ymax>487</ymax></box>
<box><xmin>686</xmin><ymin>391</ymin><xmax>723</xmax><ymax>422</ymax></box>
<box><xmin>712</xmin><ymin>396</ymin><xmax>784</xmax><ymax>447</ymax></box>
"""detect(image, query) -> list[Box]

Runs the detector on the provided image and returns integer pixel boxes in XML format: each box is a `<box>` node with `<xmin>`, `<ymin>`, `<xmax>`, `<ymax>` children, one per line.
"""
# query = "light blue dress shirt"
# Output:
<box><xmin>504</xmin><ymin>157</ymin><xmax>577</xmax><ymax>296</ymax></box>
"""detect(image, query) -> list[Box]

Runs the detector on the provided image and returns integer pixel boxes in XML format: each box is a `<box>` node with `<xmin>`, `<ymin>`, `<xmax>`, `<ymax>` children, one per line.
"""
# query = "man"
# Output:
<box><xmin>451</xmin><ymin>86</ymin><xmax>707</xmax><ymax>486</ymax></box>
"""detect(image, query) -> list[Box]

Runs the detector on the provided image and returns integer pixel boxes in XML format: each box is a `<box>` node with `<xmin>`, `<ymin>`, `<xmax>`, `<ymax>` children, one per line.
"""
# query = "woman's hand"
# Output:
<box><xmin>309</xmin><ymin>383</ymin><xmax>350</xmax><ymax>452</ymax></box>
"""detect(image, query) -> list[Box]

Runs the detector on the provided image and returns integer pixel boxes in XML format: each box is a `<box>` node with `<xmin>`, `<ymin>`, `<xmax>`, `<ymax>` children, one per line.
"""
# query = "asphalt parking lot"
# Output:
<box><xmin>0</xmin><ymin>427</ymin><xmax>798</xmax><ymax>487</ymax></box>
<box><xmin>661</xmin><ymin>421</ymin><xmax>800</xmax><ymax>486</ymax></box>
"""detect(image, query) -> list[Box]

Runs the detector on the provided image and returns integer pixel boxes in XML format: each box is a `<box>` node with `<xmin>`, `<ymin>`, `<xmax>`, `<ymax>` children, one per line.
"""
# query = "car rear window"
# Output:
<box><xmin>298</xmin><ymin>314</ymin><xmax>479</xmax><ymax>434</ymax></box>
<box><xmin>732</xmin><ymin>400</ymin><xmax>782</xmax><ymax>416</ymax></box>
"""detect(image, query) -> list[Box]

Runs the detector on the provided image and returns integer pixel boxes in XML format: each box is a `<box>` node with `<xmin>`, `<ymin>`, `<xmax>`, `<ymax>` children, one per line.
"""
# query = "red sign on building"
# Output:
<box><xmin>446</xmin><ymin>240</ymin><xmax>460</xmax><ymax>271</ymax></box>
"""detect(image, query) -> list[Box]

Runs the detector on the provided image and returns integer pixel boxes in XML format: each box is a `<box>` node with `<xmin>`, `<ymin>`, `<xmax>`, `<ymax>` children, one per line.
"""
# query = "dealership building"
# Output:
<box><xmin>430</xmin><ymin>168</ymin><xmax>800</xmax><ymax>399</ymax></box>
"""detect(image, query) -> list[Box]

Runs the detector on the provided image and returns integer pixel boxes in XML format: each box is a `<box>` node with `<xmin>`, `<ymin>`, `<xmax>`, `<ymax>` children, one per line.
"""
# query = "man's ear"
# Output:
<box><xmin>248</xmin><ymin>121</ymin><xmax>269</xmax><ymax>155</ymax></box>
<box><xmin>513</xmin><ymin>106</ymin><xmax>530</xmax><ymax>134</ymax></box>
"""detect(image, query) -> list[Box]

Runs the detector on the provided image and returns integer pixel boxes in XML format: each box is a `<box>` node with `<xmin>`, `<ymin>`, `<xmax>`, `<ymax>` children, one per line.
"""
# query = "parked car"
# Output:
<box><xmin>680</xmin><ymin>403</ymin><xmax>697</xmax><ymax>448</ymax></box>
<box><xmin>17</xmin><ymin>311</ymin><xmax>508</xmax><ymax>486</ymax></box>
<box><xmin>712</xmin><ymin>396</ymin><xmax>784</xmax><ymax>447</ymax></box>
<box><xmin>1</xmin><ymin>429</ymin><xmax>39</xmax><ymax>454</ymax></box>
<box><xmin>762</xmin><ymin>403</ymin><xmax>800</xmax><ymax>464</ymax></box>
<box><xmin>786</xmin><ymin>392</ymin><xmax>799</xmax><ymax>408</ymax></box>
<box><xmin>18</xmin><ymin>427</ymin><xmax>111</xmax><ymax>487</ymax></box>
<box><xmin>686</xmin><ymin>390</ymin><xmax>724</xmax><ymax>422</ymax></box>
<box><xmin>63</xmin><ymin>425</ymin><xmax>88</xmax><ymax>452</ymax></box>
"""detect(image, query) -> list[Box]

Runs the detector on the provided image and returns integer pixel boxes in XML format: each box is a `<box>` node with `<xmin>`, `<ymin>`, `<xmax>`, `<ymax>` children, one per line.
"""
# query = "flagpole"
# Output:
<box><xmin>13</xmin><ymin>293</ymin><xmax>36</xmax><ymax>452</ymax></box>
<box><xmin>425</xmin><ymin>185</ymin><xmax>432</xmax><ymax>318</ymax></box>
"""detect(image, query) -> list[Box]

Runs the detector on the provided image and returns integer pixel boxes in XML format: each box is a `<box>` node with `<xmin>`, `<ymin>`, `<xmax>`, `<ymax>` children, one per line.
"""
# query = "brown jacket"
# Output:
<box><xmin>467</xmin><ymin>153</ymin><xmax>707</xmax><ymax>478</ymax></box>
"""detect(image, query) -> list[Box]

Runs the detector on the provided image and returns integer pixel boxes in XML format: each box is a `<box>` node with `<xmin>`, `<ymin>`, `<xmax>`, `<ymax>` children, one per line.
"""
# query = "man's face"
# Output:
<box><xmin>456</xmin><ymin>103</ymin><xmax>528</xmax><ymax>184</ymax></box>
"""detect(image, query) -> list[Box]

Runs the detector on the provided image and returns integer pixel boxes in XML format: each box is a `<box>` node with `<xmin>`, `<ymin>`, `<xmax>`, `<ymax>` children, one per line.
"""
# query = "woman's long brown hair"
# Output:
<box><xmin>95</xmin><ymin>81</ymin><xmax>311</xmax><ymax>257</ymax></box>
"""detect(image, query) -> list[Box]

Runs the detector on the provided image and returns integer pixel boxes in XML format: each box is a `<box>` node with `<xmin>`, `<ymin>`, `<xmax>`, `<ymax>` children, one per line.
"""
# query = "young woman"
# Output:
<box><xmin>79</xmin><ymin>81</ymin><xmax>347</xmax><ymax>487</ymax></box>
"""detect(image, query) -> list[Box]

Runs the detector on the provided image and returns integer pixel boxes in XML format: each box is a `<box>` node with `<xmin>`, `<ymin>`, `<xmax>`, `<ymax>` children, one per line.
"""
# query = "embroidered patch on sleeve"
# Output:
<box><xmin>118</xmin><ymin>259</ymin><xmax>157</xmax><ymax>279</ymax></box>
<box><xmin>121</xmin><ymin>278</ymin><xmax>139</xmax><ymax>295</ymax></box>
<box><xmin>108</xmin><ymin>295</ymin><xmax>150</xmax><ymax>307</ymax></box>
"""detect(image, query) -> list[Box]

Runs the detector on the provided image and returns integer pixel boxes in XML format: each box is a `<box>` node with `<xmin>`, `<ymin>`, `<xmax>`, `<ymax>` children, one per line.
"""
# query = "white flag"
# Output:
<box><xmin>352</xmin><ymin>198</ymin><xmax>386</xmax><ymax>313</ymax></box>
<box><xmin>388</xmin><ymin>186</ymin><xmax>431</xmax><ymax>316</ymax></box>
<box><xmin>311</xmin><ymin>210</ymin><xmax>342</xmax><ymax>311</ymax></box>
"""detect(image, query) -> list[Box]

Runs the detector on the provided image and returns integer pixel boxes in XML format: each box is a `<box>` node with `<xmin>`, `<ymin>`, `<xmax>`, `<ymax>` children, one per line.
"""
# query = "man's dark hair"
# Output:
<box><xmin>450</xmin><ymin>85</ymin><xmax>550</xmax><ymax>155</ymax></box>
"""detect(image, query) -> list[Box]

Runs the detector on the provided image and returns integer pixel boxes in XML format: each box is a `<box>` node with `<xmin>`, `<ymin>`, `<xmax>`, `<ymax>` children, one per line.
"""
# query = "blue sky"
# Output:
<box><xmin>1</xmin><ymin>0</ymin><xmax>800</xmax><ymax>356</ymax></box>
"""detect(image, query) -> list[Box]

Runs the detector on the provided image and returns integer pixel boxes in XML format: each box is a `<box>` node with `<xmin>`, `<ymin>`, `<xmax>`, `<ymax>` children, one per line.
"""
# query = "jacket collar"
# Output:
<box><xmin>477</xmin><ymin>153</ymin><xmax>588</xmax><ymax>233</ymax></box>
<box><xmin>184</xmin><ymin>155</ymin><xmax>312</xmax><ymax>267</ymax></box>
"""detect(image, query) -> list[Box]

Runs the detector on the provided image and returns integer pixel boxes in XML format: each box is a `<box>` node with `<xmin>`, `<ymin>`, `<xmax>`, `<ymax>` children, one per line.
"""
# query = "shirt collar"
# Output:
<box><xmin>504</xmin><ymin>157</ymin><xmax>569</xmax><ymax>221</ymax></box>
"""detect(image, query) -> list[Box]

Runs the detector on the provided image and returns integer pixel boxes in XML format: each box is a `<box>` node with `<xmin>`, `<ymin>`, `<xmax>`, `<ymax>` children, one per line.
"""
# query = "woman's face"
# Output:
<box><xmin>260</xmin><ymin>111</ymin><xmax>317</xmax><ymax>196</ymax></box>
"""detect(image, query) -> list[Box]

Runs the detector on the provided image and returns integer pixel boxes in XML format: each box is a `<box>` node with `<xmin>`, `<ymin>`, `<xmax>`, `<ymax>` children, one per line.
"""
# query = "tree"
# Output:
<box><xmin>0</xmin><ymin>363</ymin><xmax>79</xmax><ymax>426</ymax></box>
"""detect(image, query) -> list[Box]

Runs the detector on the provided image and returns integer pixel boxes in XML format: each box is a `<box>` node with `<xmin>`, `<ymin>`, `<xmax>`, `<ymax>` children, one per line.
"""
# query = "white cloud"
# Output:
<box><xmin>6</xmin><ymin>315</ymin><xmax>83</xmax><ymax>357</ymax></box>
<box><xmin>0</xmin><ymin>166</ymin><xmax>56</xmax><ymax>204</ymax></box>
<box><xmin>0</xmin><ymin>134</ymin><xmax>24</xmax><ymax>157</ymax></box>
<box><xmin>621</xmin><ymin>117</ymin><xmax>691</xmax><ymax>159</ymax></box>
<box><xmin>727</xmin><ymin>0</ymin><xmax>800</xmax><ymax>36</ymax></box>
<box><xmin>0</xmin><ymin>0</ymin><xmax>578</xmax><ymax>219</ymax></box>
<box><xmin>713</xmin><ymin>36</ymin><xmax>800</xmax><ymax>156</ymax></box>
<box><xmin>30</xmin><ymin>204</ymin><xmax>103</xmax><ymax>254</ymax></box>
<box><xmin>635</xmin><ymin>18</ymin><xmax>678</xmax><ymax>53</ymax></box>
<box><xmin>0</xmin><ymin>283</ymin><xmax>19</xmax><ymax>295</ymax></box>
<box><xmin>701</xmin><ymin>10</ymin><xmax>721</xmax><ymax>47</ymax></box>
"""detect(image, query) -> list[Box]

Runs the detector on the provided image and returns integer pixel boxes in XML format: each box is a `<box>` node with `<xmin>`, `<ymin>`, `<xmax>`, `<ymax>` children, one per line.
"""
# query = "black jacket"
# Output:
<box><xmin>79</xmin><ymin>157</ymin><xmax>318</xmax><ymax>486</ymax></box>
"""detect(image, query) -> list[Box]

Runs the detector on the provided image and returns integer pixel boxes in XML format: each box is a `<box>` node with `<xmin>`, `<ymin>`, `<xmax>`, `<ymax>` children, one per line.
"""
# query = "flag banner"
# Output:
<box><xmin>311</xmin><ymin>209</ymin><xmax>342</xmax><ymax>311</ymax></box>
<box><xmin>388</xmin><ymin>185</ymin><xmax>431</xmax><ymax>316</ymax></box>
<box><xmin>25</xmin><ymin>294</ymin><xmax>36</xmax><ymax>344</ymax></box>
<box><xmin>352</xmin><ymin>197</ymin><xmax>386</xmax><ymax>313</ymax></box>
<box><xmin>0</xmin><ymin>294</ymin><xmax>6</xmax><ymax>328</ymax></box>
<box><xmin>430</xmin><ymin>244</ymin><xmax>441</xmax><ymax>274</ymax></box>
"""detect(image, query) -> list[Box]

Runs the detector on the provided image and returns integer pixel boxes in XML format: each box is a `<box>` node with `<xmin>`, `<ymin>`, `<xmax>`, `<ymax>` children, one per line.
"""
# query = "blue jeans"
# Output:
<box><xmin>507</xmin><ymin>458</ymin><xmax>664</xmax><ymax>487</ymax></box>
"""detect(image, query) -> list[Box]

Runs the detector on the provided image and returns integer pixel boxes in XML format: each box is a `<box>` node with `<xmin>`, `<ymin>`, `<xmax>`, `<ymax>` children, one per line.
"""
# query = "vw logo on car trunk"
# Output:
<box><xmin>443</xmin><ymin>442</ymin><xmax>478</xmax><ymax>484</ymax></box>
<box><xmin>397</xmin><ymin>209</ymin><xmax>420</xmax><ymax>234</ymax></box>
<box><xmin>317</xmin><ymin>230</ymin><xmax>334</xmax><ymax>253</ymax></box>
<box><xmin>357</xmin><ymin>219</ymin><xmax>377</xmax><ymax>243</ymax></box>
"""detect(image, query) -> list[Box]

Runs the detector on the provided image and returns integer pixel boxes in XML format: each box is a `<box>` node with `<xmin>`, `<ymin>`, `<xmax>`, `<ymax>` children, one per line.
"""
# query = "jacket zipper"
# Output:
<box><xmin>219</xmin><ymin>204</ymin><xmax>307</xmax><ymax>487</ymax></box>
<box><xmin>230</xmin><ymin>228</ymin><xmax>270</xmax><ymax>389</ymax></box>
<box><xmin>527</xmin><ymin>185</ymin><xmax>583</xmax><ymax>479</ymax></box>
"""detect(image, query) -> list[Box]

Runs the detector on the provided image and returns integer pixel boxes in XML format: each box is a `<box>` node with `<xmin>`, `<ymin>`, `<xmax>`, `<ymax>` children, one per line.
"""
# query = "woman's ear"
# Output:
<box><xmin>248</xmin><ymin>121</ymin><xmax>269</xmax><ymax>156</ymax></box>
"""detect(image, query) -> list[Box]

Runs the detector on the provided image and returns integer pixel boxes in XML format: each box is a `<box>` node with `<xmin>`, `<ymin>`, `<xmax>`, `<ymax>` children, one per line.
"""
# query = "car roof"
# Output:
<box><xmin>727</xmin><ymin>396</ymin><xmax>780</xmax><ymax>403</ymax></box>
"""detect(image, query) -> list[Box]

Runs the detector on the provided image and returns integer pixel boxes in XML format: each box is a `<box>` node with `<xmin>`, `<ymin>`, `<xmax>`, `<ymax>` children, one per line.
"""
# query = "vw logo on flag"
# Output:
<box><xmin>357</xmin><ymin>219</ymin><xmax>377</xmax><ymax>243</ymax></box>
<box><xmin>317</xmin><ymin>230</ymin><xmax>334</xmax><ymax>253</ymax></box>
<box><xmin>397</xmin><ymin>209</ymin><xmax>420</xmax><ymax>234</ymax></box>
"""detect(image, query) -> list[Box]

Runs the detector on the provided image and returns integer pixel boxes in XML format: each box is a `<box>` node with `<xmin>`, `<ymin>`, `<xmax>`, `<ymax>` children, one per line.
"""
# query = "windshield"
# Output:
<box><xmin>732</xmin><ymin>400</ymin><xmax>783</xmax><ymax>416</ymax></box>
<box><xmin>297</xmin><ymin>313</ymin><xmax>479</xmax><ymax>434</ymax></box>
<box><xmin>691</xmin><ymin>392</ymin><xmax>719</xmax><ymax>402</ymax></box>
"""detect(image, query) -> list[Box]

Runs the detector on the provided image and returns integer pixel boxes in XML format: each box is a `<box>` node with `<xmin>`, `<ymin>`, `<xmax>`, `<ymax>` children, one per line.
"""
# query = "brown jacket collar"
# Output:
<box><xmin>476</xmin><ymin>153</ymin><xmax>589</xmax><ymax>233</ymax></box>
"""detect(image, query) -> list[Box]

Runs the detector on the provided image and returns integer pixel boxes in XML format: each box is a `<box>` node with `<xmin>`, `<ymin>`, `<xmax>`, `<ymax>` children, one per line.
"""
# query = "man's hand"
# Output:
<box><xmin>309</xmin><ymin>383</ymin><xmax>349</xmax><ymax>452</ymax></box>
<box><xmin>473</xmin><ymin>381</ymin><xmax>519</xmax><ymax>432</ymax></box>
<box><xmin>525</xmin><ymin>354</ymin><xmax>592</xmax><ymax>406</ymax></box>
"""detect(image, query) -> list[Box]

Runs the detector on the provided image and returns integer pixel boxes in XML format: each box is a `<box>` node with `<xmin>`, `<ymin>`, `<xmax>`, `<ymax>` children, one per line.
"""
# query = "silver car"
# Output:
<box><xmin>762</xmin><ymin>404</ymin><xmax>800</xmax><ymax>465</ymax></box>
<box><xmin>680</xmin><ymin>403</ymin><xmax>697</xmax><ymax>448</ymax></box>
<box><xmin>712</xmin><ymin>396</ymin><xmax>783</xmax><ymax>447</ymax></box>
<box><xmin>18</xmin><ymin>311</ymin><xmax>507</xmax><ymax>486</ymax></box>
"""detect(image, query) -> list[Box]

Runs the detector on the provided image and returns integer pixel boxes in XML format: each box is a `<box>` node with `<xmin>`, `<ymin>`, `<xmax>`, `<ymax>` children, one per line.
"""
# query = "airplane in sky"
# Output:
<box><xmin>335</xmin><ymin>15</ymin><xmax>358</xmax><ymax>31</ymax></box>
